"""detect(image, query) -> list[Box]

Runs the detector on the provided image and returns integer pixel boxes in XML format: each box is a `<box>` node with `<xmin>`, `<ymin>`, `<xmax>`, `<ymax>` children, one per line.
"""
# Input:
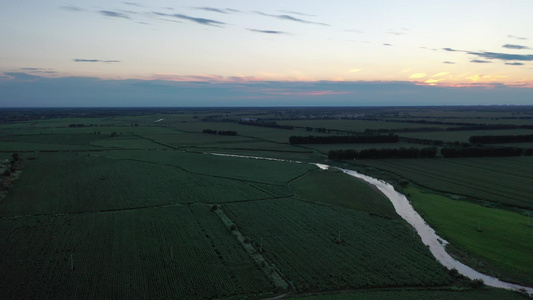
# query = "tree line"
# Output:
<box><xmin>238</xmin><ymin>120</ymin><xmax>293</xmax><ymax>130</ymax></box>
<box><xmin>469</xmin><ymin>134</ymin><xmax>533</xmax><ymax>144</ymax></box>
<box><xmin>289</xmin><ymin>134</ymin><xmax>399</xmax><ymax>145</ymax></box>
<box><xmin>328</xmin><ymin>146</ymin><xmax>533</xmax><ymax>160</ymax></box>
<box><xmin>328</xmin><ymin>147</ymin><xmax>438</xmax><ymax>160</ymax></box>
<box><xmin>202</xmin><ymin>129</ymin><xmax>237</xmax><ymax>136</ymax></box>
<box><xmin>441</xmin><ymin>147</ymin><xmax>531</xmax><ymax>158</ymax></box>
<box><xmin>364</xmin><ymin>123</ymin><xmax>533</xmax><ymax>134</ymax></box>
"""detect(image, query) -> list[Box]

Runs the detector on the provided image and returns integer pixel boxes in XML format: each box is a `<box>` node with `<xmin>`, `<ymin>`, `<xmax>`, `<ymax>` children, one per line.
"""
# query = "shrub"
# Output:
<box><xmin>468</xmin><ymin>278</ymin><xmax>484</xmax><ymax>289</ymax></box>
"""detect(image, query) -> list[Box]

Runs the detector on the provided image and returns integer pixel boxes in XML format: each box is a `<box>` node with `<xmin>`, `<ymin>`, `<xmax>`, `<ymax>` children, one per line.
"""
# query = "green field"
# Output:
<box><xmin>291</xmin><ymin>169</ymin><xmax>397</xmax><ymax>219</ymax></box>
<box><xmin>224</xmin><ymin>198</ymin><xmax>451</xmax><ymax>292</ymax></box>
<box><xmin>405</xmin><ymin>186</ymin><xmax>533</xmax><ymax>286</ymax></box>
<box><xmin>0</xmin><ymin>205</ymin><xmax>275</xmax><ymax>299</ymax></box>
<box><xmin>0</xmin><ymin>152</ymin><xmax>296</xmax><ymax>216</ymax></box>
<box><xmin>291</xmin><ymin>288</ymin><xmax>529</xmax><ymax>300</ymax></box>
<box><xmin>1</xmin><ymin>107</ymin><xmax>533</xmax><ymax>299</ymax></box>
<box><xmin>351</xmin><ymin>157</ymin><xmax>533</xmax><ymax>209</ymax></box>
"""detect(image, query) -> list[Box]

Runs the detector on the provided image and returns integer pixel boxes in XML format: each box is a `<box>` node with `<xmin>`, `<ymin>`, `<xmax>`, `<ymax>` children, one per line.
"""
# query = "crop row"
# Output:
<box><xmin>0</xmin><ymin>153</ymin><xmax>292</xmax><ymax>216</ymax></box>
<box><xmin>224</xmin><ymin>199</ymin><xmax>451</xmax><ymax>292</ymax></box>
<box><xmin>98</xmin><ymin>149</ymin><xmax>316</xmax><ymax>185</ymax></box>
<box><xmin>355</xmin><ymin>157</ymin><xmax>533</xmax><ymax>208</ymax></box>
<box><xmin>0</xmin><ymin>205</ymin><xmax>274</xmax><ymax>299</ymax></box>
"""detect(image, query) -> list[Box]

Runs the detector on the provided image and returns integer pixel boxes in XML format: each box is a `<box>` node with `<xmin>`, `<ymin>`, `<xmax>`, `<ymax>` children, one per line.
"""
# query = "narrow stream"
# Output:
<box><xmin>209</xmin><ymin>153</ymin><xmax>532</xmax><ymax>294</ymax></box>
<box><xmin>337</xmin><ymin>166</ymin><xmax>533</xmax><ymax>295</ymax></box>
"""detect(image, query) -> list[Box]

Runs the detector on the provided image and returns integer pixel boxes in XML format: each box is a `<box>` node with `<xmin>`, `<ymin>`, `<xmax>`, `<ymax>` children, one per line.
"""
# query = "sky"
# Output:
<box><xmin>1</xmin><ymin>0</ymin><xmax>532</xmax><ymax>107</ymax></box>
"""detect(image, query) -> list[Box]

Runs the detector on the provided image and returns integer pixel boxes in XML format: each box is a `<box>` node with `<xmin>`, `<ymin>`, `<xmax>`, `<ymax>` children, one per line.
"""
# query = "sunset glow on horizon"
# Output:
<box><xmin>1</xmin><ymin>0</ymin><xmax>532</xmax><ymax>106</ymax></box>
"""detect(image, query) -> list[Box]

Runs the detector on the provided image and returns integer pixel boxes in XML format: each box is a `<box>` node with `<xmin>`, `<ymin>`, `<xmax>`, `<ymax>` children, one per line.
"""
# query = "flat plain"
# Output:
<box><xmin>1</xmin><ymin>106</ymin><xmax>532</xmax><ymax>299</ymax></box>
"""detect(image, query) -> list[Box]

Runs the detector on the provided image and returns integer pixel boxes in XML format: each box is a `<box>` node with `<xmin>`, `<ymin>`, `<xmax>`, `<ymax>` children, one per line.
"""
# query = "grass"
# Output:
<box><xmin>405</xmin><ymin>186</ymin><xmax>533</xmax><ymax>286</ymax></box>
<box><xmin>291</xmin><ymin>169</ymin><xmax>397</xmax><ymax>219</ymax></box>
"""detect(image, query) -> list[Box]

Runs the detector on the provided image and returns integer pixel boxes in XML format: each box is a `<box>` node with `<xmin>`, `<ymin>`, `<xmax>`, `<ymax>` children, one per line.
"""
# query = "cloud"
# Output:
<box><xmin>153</xmin><ymin>12</ymin><xmax>225</xmax><ymax>27</ymax></box>
<box><xmin>508</xmin><ymin>35</ymin><xmax>527</xmax><ymax>40</ymax></box>
<box><xmin>443</xmin><ymin>61</ymin><xmax>455</xmax><ymax>64</ymax></box>
<box><xmin>409</xmin><ymin>73</ymin><xmax>426</xmax><ymax>79</ymax></box>
<box><xmin>470</xmin><ymin>59</ymin><xmax>491</xmax><ymax>63</ymax></box>
<box><xmin>61</xmin><ymin>6</ymin><xmax>83</xmax><ymax>12</ymax></box>
<box><xmin>502</xmin><ymin>44</ymin><xmax>530</xmax><ymax>50</ymax></box>
<box><xmin>20</xmin><ymin>68</ymin><xmax>57</xmax><ymax>74</ymax></box>
<box><xmin>431</xmin><ymin>72</ymin><xmax>449</xmax><ymax>77</ymax></box>
<box><xmin>192</xmin><ymin>7</ymin><xmax>235</xmax><ymax>14</ymax></box>
<box><xmin>72</xmin><ymin>59</ymin><xmax>121</xmax><ymax>63</ymax></box>
<box><xmin>2</xmin><ymin>74</ymin><xmax>533</xmax><ymax>107</ymax></box>
<box><xmin>348</xmin><ymin>69</ymin><xmax>361</xmax><ymax>73</ymax></box>
<box><xmin>383</xmin><ymin>43</ymin><xmax>392</xmax><ymax>46</ymax></box>
<box><xmin>387</xmin><ymin>28</ymin><xmax>409</xmax><ymax>35</ymax></box>
<box><xmin>2</xmin><ymin>72</ymin><xmax>44</xmax><ymax>81</ymax></box>
<box><xmin>99</xmin><ymin>10</ymin><xmax>130</xmax><ymax>19</ymax></box>
<box><xmin>278</xmin><ymin>10</ymin><xmax>315</xmax><ymax>17</ymax></box>
<box><xmin>247</xmin><ymin>29</ymin><xmax>286</xmax><ymax>35</ymax></box>
<box><xmin>468</xmin><ymin>51</ymin><xmax>533</xmax><ymax>61</ymax></box>
<box><xmin>123</xmin><ymin>2</ymin><xmax>142</xmax><ymax>7</ymax></box>
<box><xmin>505</xmin><ymin>62</ymin><xmax>525</xmax><ymax>66</ymax></box>
<box><xmin>262</xmin><ymin>89</ymin><xmax>350</xmax><ymax>96</ymax></box>
<box><xmin>442</xmin><ymin>46</ymin><xmax>533</xmax><ymax>64</ymax></box>
<box><xmin>465</xmin><ymin>74</ymin><xmax>507</xmax><ymax>82</ymax></box>
<box><xmin>255</xmin><ymin>12</ymin><xmax>329</xmax><ymax>26</ymax></box>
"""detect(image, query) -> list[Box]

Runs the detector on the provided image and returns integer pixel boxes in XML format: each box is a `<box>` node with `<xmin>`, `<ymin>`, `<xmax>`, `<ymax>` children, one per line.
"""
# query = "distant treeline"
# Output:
<box><xmin>289</xmin><ymin>135</ymin><xmax>399</xmax><ymax>145</ymax></box>
<box><xmin>364</xmin><ymin>123</ymin><xmax>533</xmax><ymax>133</ymax></box>
<box><xmin>441</xmin><ymin>147</ymin><xmax>531</xmax><ymax>158</ymax></box>
<box><xmin>401</xmin><ymin>137</ymin><xmax>445</xmax><ymax>146</ymax></box>
<box><xmin>239</xmin><ymin>121</ymin><xmax>293</xmax><ymax>130</ymax></box>
<box><xmin>328</xmin><ymin>147</ymin><xmax>438</xmax><ymax>160</ymax></box>
<box><xmin>202</xmin><ymin>129</ymin><xmax>237</xmax><ymax>136</ymax></box>
<box><xmin>69</xmin><ymin>123</ymin><xmax>98</xmax><ymax>127</ymax></box>
<box><xmin>469</xmin><ymin>134</ymin><xmax>533</xmax><ymax>144</ymax></box>
<box><xmin>328</xmin><ymin>146</ymin><xmax>533</xmax><ymax>160</ymax></box>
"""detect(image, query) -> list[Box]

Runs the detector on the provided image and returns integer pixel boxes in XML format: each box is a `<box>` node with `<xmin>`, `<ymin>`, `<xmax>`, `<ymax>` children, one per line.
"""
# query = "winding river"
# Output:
<box><xmin>211</xmin><ymin>153</ymin><xmax>532</xmax><ymax>294</ymax></box>
<box><xmin>327</xmin><ymin>164</ymin><xmax>532</xmax><ymax>295</ymax></box>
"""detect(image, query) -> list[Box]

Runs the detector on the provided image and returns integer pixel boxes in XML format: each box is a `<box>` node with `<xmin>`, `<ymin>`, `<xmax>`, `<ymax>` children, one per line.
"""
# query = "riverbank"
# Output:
<box><xmin>337</xmin><ymin>166</ymin><xmax>533</xmax><ymax>295</ymax></box>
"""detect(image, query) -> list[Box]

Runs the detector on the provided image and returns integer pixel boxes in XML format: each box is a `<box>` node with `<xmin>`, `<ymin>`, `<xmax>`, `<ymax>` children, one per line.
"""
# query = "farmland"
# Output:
<box><xmin>223</xmin><ymin>198</ymin><xmax>452</xmax><ymax>292</ymax></box>
<box><xmin>349</xmin><ymin>157</ymin><xmax>533</xmax><ymax>209</ymax></box>
<box><xmin>0</xmin><ymin>205</ymin><xmax>275</xmax><ymax>299</ymax></box>
<box><xmin>405</xmin><ymin>186</ymin><xmax>533</xmax><ymax>287</ymax></box>
<box><xmin>290</xmin><ymin>168</ymin><xmax>397</xmax><ymax>219</ymax></box>
<box><xmin>1</xmin><ymin>106</ymin><xmax>533</xmax><ymax>299</ymax></box>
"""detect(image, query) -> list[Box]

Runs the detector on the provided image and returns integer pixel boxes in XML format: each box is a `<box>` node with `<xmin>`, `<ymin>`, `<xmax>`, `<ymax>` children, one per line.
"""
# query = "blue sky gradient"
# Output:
<box><xmin>1</xmin><ymin>1</ymin><xmax>532</xmax><ymax>107</ymax></box>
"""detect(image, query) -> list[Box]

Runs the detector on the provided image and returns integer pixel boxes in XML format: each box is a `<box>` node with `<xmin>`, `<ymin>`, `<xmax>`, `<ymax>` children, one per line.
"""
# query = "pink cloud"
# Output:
<box><xmin>262</xmin><ymin>89</ymin><xmax>351</xmax><ymax>96</ymax></box>
<box><xmin>147</xmin><ymin>74</ymin><xmax>264</xmax><ymax>82</ymax></box>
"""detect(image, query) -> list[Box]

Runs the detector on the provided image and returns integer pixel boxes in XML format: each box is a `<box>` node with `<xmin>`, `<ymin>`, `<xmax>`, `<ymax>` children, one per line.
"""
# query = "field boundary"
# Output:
<box><xmin>212</xmin><ymin>205</ymin><xmax>290</xmax><ymax>294</ymax></box>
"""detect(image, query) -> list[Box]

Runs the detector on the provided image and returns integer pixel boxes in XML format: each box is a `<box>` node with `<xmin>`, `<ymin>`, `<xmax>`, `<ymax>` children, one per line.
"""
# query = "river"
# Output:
<box><xmin>335</xmin><ymin>165</ymin><xmax>532</xmax><ymax>295</ymax></box>
<box><xmin>210</xmin><ymin>153</ymin><xmax>532</xmax><ymax>294</ymax></box>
